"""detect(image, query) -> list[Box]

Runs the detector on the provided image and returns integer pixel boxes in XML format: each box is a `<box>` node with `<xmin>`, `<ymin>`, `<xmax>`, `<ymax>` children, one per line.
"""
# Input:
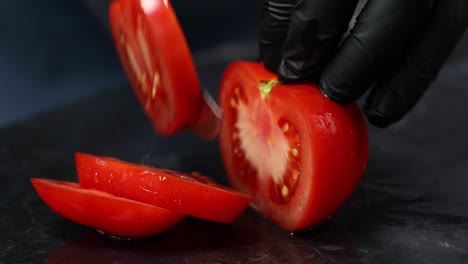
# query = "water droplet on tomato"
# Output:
<box><xmin>158</xmin><ymin>175</ymin><xmax>167</xmax><ymax>182</ymax></box>
<box><xmin>94</xmin><ymin>172</ymin><xmax>99</xmax><ymax>183</ymax></box>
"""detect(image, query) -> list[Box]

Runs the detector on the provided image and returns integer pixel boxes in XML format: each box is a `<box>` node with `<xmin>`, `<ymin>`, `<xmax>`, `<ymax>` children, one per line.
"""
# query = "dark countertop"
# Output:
<box><xmin>1</xmin><ymin>1</ymin><xmax>468</xmax><ymax>263</ymax></box>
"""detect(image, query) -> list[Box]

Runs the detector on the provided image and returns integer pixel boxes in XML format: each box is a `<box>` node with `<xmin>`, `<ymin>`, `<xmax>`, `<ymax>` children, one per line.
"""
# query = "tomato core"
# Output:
<box><xmin>229</xmin><ymin>81</ymin><xmax>302</xmax><ymax>203</ymax></box>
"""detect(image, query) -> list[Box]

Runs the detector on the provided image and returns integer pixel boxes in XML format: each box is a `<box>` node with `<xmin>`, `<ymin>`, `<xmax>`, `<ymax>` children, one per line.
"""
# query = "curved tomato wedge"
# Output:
<box><xmin>75</xmin><ymin>152</ymin><xmax>252</xmax><ymax>223</ymax></box>
<box><xmin>109</xmin><ymin>0</ymin><xmax>221</xmax><ymax>139</ymax></box>
<box><xmin>31</xmin><ymin>178</ymin><xmax>184</xmax><ymax>238</ymax></box>
<box><xmin>218</xmin><ymin>62</ymin><xmax>369</xmax><ymax>231</ymax></box>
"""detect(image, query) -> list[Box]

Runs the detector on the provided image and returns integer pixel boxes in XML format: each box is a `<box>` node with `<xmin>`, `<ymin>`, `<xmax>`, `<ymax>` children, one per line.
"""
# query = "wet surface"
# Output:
<box><xmin>1</xmin><ymin>31</ymin><xmax>468</xmax><ymax>264</ymax></box>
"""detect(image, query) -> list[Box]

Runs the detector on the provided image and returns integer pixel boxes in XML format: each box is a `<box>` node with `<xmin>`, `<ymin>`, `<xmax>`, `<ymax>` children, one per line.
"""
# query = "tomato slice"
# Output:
<box><xmin>31</xmin><ymin>178</ymin><xmax>184</xmax><ymax>238</ymax></box>
<box><xmin>75</xmin><ymin>152</ymin><xmax>252</xmax><ymax>223</ymax></box>
<box><xmin>109</xmin><ymin>0</ymin><xmax>221</xmax><ymax>139</ymax></box>
<box><xmin>218</xmin><ymin>61</ymin><xmax>369</xmax><ymax>231</ymax></box>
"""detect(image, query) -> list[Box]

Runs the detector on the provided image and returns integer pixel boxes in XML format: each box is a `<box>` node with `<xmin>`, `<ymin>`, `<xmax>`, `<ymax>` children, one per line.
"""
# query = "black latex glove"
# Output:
<box><xmin>259</xmin><ymin>0</ymin><xmax>468</xmax><ymax>127</ymax></box>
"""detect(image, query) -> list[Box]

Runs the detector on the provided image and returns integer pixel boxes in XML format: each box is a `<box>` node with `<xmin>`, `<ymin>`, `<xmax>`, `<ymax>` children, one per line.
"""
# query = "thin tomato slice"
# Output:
<box><xmin>218</xmin><ymin>62</ymin><xmax>369</xmax><ymax>231</ymax></box>
<box><xmin>75</xmin><ymin>152</ymin><xmax>252</xmax><ymax>223</ymax></box>
<box><xmin>109</xmin><ymin>0</ymin><xmax>220</xmax><ymax>139</ymax></box>
<box><xmin>31</xmin><ymin>178</ymin><xmax>184</xmax><ymax>238</ymax></box>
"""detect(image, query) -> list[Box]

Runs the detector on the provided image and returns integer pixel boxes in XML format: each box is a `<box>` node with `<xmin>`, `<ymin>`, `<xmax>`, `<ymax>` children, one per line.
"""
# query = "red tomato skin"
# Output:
<box><xmin>31</xmin><ymin>178</ymin><xmax>184</xmax><ymax>238</ymax></box>
<box><xmin>75</xmin><ymin>152</ymin><xmax>252</xmax><ymax>223</ymax></box>
<box><xmin>110</xmin><ymin>0</ymin><xmax>204</xmax><ymax>136</ymax></box>
<box><xmin>218</xmin><ymin>62</ymin><xmax>369</xmax><ymax>231</ymax></box>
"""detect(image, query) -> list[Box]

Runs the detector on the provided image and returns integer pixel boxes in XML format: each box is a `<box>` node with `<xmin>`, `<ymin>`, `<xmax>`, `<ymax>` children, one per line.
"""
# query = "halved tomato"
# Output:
<box><xmin>218</xmin><ymin>62</ymin><xmax>369</xmax><ymax>231</ymax></box>
<box><xmin>75</xmin><ymin>152</ymin><xmax>252</xmax><ymax>223</ymax></box>
<box><xmin>31</xmin><ymin>178</ymin><xmax>184</xmax><ymax>238</ymax></box>
<box><xmin>109</xmin><ymin>0</ymin><xmax>221</xmax><ymax>139</ymax></box>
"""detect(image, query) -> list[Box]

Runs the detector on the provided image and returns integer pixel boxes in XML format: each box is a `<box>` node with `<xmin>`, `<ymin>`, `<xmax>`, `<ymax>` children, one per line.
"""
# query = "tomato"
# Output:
<box><xmin>218</xmin><ymin>62</ymin><xmax>369</xmax><ymax>231</ymax></box>
<box><xmin>109</xmin><ymin>0</ymin><xmax>221</xmax><ymax>139</ymax></box>
<box><xmin>75</xmin><ymin>152</ymin><xmax>252</xmax><ymax>223</ymax></box>
<box><xmin>31</xmin><ymin>178</ymin><xmax>184</xmax><ymax>238</ymax></box>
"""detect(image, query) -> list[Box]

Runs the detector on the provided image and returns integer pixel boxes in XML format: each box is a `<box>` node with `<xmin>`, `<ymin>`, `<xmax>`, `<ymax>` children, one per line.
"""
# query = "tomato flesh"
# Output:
<box><xmin>75</xmin><ymin>152</ymin><xmax>252</xmax><ymax>223</ymax></box>
<box><xmin>110</xmin><ymin>0</ymin><xmax>209</xmax><ymax>136</ymax></box>
<box><xmin>31</xmin><ymin>178</ymin><xmax>184</xmax><ymax>238</ymax></box>
<box><xmin>218</xmin><ymin>62</ymin><xmax>369</xmax><ymax>231</ymax></box>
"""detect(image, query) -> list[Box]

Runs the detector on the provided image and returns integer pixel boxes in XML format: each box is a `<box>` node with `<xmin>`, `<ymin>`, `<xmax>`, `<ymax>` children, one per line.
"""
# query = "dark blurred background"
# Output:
<box><xmin>1</xmin><ymin>0</ymin><xmax>467</xmax><ymax>128</ymax></box>
<box><xmin>0</xmin><ymin>0</ymin><xmax>260</xmax><ymax>127</ymax></box>
<box><xmin>2</xmin><ymin>1</ymin><xmax>468</xmax><ymax>263</ymax></box>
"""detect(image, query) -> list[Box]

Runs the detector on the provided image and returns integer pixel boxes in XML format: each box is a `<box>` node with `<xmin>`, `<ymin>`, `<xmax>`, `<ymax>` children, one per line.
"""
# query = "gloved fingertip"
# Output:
<box><xmin>277</xmin><ymin>60</ymin><xmax>303</xmax><ymax>84</ymax></box>
<box><xmin>259</xmin><ymin>45</ymin><xmax>282</xmax><ymax>74</ymax></box>
<box><xmin>363</xmin><ymin>108</ymin><xmax>393</xmax><ymax>128</ymax></box>
<box><xmin>318</xmin><ymin>78</ymin><xmax>357</xmax><ymax>104</ymax></box>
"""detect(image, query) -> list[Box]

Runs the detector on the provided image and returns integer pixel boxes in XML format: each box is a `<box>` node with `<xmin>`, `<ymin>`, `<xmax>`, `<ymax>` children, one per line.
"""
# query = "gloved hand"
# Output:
<box><xmin>259</xmin><ymin>0</ymin><xmax>468</xmax><ymax>127</ymax></box>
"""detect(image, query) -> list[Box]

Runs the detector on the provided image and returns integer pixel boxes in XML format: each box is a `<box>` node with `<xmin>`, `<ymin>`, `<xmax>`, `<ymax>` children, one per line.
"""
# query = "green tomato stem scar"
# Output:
<box><xmin>259</xmin><ymin>80</ymin><xmax>278</xmax><ymax>98</ymax></box>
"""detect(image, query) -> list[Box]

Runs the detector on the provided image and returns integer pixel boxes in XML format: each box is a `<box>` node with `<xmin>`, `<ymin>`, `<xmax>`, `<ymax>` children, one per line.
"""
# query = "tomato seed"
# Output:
<box><xmin>232</xmin><ymin>134</ymin><xmax>241</xmax><ymax>148</ymax></box>
<box><xmin>145</xmin><ymin>97</ymin><xmax>151</xmax><ymax>110</ymax></box>
<box><xmin>125</xmin><ymin>44</ymin><xmax>143</xmax><ymax>83</ymax></box>
<box><xmin>119</xmin><ymin>33</ymin><xmax>125</xmax><ymax>45</ymax></box>
<box><xmin>291</xmin><ymin>169</ymin><xmax>300</xmax><ymax>181</ymax></box>
<box><xmin>233</xmin><ymin>86</ymin><xmax>249</xmax><ymax>104</ymax></box>
<box><xmin>152</xmin><ymin>72</ymin><xmax>160</xmax><ymax>99</ymax></box>
<box><xmin>233</xmin><ymin>148</ymin><xmax>244</xmax><ymax>158</ymax></box>
<box><xmin>281</xmin><ymin>185</ymin><xmax>289</xmax><ymax>198</ymax></box>
<box><xmin>136</xmin><ymin>29</ymin><xmax>154</xmax><ymax>78</ymax></box>
<box><xmin>230</xmin><ymin>98</ymin><xmax>237</xmax><ymax>108</ymax></box>
<box><xmin>278</xmin><ymin>119</ymin><xmax>298</xmax><ymax>136</ymax></box>
<box><xmin>234</xmin><ymin>87</ymin><xmax>240</xmax><ymax>98</ymax></box>
<box><xmin>291</xmin><ymin>148</ymin><xmax>299</xmax><ymax>157</ymax></box>
<box><xmin>140</xmin><ymin>72</ymin><xmax>147</xmax><ymax>93</ymax></box>
<box><xmin>232</xmin><ymin>132</ymin><xmax>238</xmax><ymax>140</ymax></box>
